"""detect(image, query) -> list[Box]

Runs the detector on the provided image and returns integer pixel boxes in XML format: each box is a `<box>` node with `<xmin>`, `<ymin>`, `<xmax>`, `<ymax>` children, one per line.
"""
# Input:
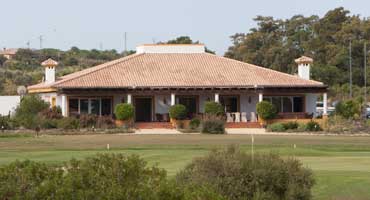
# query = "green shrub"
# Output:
<box><xmin>96</xmin><ymin>116</ymin><xmax>115</xmax><ymax>129</ymax></box>
<box><xmin>256</xmin><ymin>101</ymin><xmax>277</xmax><ymax>120</ymax></box>
<box><xmin>0</xmin><ymin>154</ymin><xmax>223</xmax><ymax>199</ymax></box>
<box><xmin>335</xmin><ymin>100</ymin><xmax>360</xmax><ymax>119</ymax></box>
<box><xmin>57</xmin><ymin>117</ymin><xmax>80</xmax><ymax>130</ymax></box>
<box><xmin>204</xmin><ymin>101</ymin><xmax>224</xmax><ymax>116</ymax></box>
<box><xmin>40</xmin><ymin>118</ymin><xmax>58</xmax><ymax>129</ymax></box>
<box><xmin>0</xmin><ymin>115</ymin><xmax>15</xmax><ymax>130</ymax></box>
<box><xmin>79</xmin><ymin>114</ymin><xmax>98</xmax><ymax>128</ymax></box>
<box><xmin>201</xmin><ymin>116</ymin><xmax>225</xmax><ymax>134</ymax></box>
<box><xmin>267</xmin><ymin>123</ymin><xmax>286</xmax><ymax>132</ymax></box>
<box><xmin>169</xmin><ymin>104</ymin><xmax>187</xmax><ymax>120</ymax></box>
<box><xmin>114</xmin><ymin>103</ymin><xmax>134</xmax><ymax>120</ymax></box>
<box><xmin>39</xmin><ymin>106</ymin><xmax>63</xmax><ymax>119</ymax></box>
<box><xmin>14</xmin><ymin>95</ymin><xmax>49</xmax><ymax>129</ymax></box>
<box><xmin>304</xmin><ymin>121</ymin><xmax>322</xmax><ymax>132</ymax></box>
<box><xmin>283</xmin><ymin>121</ymin><xmax>299</xmax><ymax>130</ymax></box>
<box><xmin>176</xmin><ymin>146</ymin><xmax>315</xmax><ymax>200</ymax></box>
<box><xmin>189</xmin><ymin>118</ymin><xmax>201</xmax><ymax>130</ymax></box>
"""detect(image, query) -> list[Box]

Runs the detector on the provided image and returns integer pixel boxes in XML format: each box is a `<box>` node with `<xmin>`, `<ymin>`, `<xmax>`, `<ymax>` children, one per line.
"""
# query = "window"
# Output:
<box><xmin>51</xmin><ymin>97</ymin><xmax>56</xmax><ymax>108</ymax></box>
<box><xmin>263</xmin><ymin>96</ymin><xmax>304</xmax><ymax>113</ymax></box>
<box><xmin>69</xmin><ymin>99</ymin><xmax>79</xmax><ymax>116</ymax></box>
<box><xmin>282</xmin><ymin>97</ymin><xmax>293</xmax><ymax>112</ymax></box>
<box><xmin>68</xmin><ymin>97</ymin><xmax>112</xmax><ymax>116</ymax></box>
<box><xmin>293</xmin><ymin>97</ymin><xmax>304</xmax><ymax>112</ymax></box>
<box><xmin>80</xmin><ymin>99</ymin><xmax>89</xmax><ymax>114</ymax></box>
<box><xmin>101</xmin><ymin>99</ymin><xmax>112</xmax><ymax>115</ymax></box>
<box><xmin>177</xmin><ymin>96</ymin><xmax>197</xmax><ymax>115</ymax></box>
<box><xmin>220</xmin><ymin>96</ymin><xmax>238</xmax><ymax>112</ymax></box>
<box><xmin>90</xmin><ymin>99</ymin><xmax>100</xmax><ymax>115</ymax></box>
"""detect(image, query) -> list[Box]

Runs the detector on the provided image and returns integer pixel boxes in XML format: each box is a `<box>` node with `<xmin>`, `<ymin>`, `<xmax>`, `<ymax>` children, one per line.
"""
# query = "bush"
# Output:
<box><xmin>304</xmin><ymin>121</ymin><xmax>322</xmax><ymax>132</ymax></box>
<box><xmin>204</xmin><ymin>101</ymin><xmax>224</xmax><ymax>116</ymax></box>
<box><xmin>169</xmin><ymin>104</ymin><xmax>187</xmax><ymax>120</ymax></box>
<box><xmin>39</xmin><ymin>106</ymin><xmax>63</xmax><ymax>119</ymax></box>
<box><xmin>14</xmin><ymin>95</ymin><xmax>50</xmax><ymax>129</ymax></box>
<box><xmin>0</xmin><ymin>154</ymin><xmax>223</xmax><ymax>199</ymax></box>
<box><xmin>96</xmin><ymin>116</ymin><xmax>115</xmax><ymax>129</ymax></box>
<box><xmin>267</xmin><ymin>122</ymin><xmax>286</xmax><ymax>132</ymax></box>
<box><xmin>57</xmin><ymin>117</ymin><xmax>80</xmax><ymax>130</ymax></box>
<box><xmin>0</xmin><ymin>115</ymin><xmax>15</xmax><ymax>130</ymax></box>
<box><xmin>335</xmin><ymin>100</ymin><xmax>361</xmax><ymax>119</ymax></box>
<box><xmin>201</xmin><ymin>116</ymin><xmax>225</xmax><ymax>134</ymax></box>
<box><xmin>79</xmin><ymin>114</ymin><xmax>98</xmax><ymax>128</ymax></box>
<box><xmin>114</xmin><ymin>103</ymin><xmax>134</xmax><ymax>120</ymax></box>
<box><xmin>189</xmin><ymin>118</ymin><xmax>201</xmax><ymax>130</ymax></box>
<box><xmin>40</xmin><ymin>118</ymin><xmax>58</xmax><ymax>129</ymax></box>
<box><xmin>256</xmin><ymin>101</ymin><xmax>277</xmax><ymax>120</ymax></box>
<box><xmin>176</xmin><ymin>146</ymin><xmax>315</xmax><ymax>200</ymax></box>
<box><xmin>283</xmin><ymin>121</ymin><xmax>299</xmax><ymax>130</ymax></box>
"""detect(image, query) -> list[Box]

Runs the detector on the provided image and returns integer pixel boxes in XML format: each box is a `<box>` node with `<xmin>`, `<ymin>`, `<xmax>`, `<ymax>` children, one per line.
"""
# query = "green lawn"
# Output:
<box><xmin>0</xmin><ymin>133</ymin><xmax>370</xmax><ymax>200</ymax></box>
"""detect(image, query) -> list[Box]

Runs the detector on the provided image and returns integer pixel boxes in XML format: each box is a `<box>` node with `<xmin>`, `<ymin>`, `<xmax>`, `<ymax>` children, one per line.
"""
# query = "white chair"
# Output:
<box><xmin>226</xmin><ymin>113</ymin><xmax>233</xmax><ymax>122</ymax></box>
<box><xmin>241</xmin><ymin>112</ymin><xmax>247</xmax><ymax>122</ymax></box>
<box><xmin>234</xmin><ymin>112</ymin><xmax>240</xmax><ymax>122</ymax></box>
<box><xmin>250</xmin><ymin>112</ymin><xmax>257</xmax><ymax>122</ymax></box>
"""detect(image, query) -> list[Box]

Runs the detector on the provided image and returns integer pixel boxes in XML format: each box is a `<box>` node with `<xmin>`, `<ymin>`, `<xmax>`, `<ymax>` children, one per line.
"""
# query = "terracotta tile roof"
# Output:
<box><xmin>295</xmin><ymin>56</ymin><xmax>313</xmax><ymax>64</ymax></box>
<box><xmin>41</xmin><ymin>58</ymin><xmax>58</xmax><ymax>67</ymax></box>
<box><xmin>28</xmin><ymin>53</ymin><xmax>325</xmax><ymax>90</ymax></box>
<box><xmin>0</xmin><ymin>48</ymin><xmax>18</xmax><ymax>55</ymax></box>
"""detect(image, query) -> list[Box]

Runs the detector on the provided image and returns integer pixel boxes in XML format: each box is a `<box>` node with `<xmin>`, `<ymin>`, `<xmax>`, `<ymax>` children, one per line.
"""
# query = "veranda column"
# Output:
<box><xmin>215</xmin><ymin>93</ymin><xmax>219</xmax><ymax>103</ymax></box>
<box><xmin>171</xmin><ymin>93</ymin><xmax>176</xmax><ymax>106</ymax></box>
<box><xmin>323</xmin><ymin>93</ymin><xmax>328</xmax><ymax>115</ymax></box>
<box><xmin>127</xmin><ymin>94</ymin><xmax>132</xmax><ymax>104</ymax></box>
<box><xmin>61</xmin><ymin>94</ymin><xmax>67</xmax><ymax>117</ymax></box>
<box><xmin>258</xmin><ymin>93</ymin><xmax>263</xmax><ymax>102</ymax></box>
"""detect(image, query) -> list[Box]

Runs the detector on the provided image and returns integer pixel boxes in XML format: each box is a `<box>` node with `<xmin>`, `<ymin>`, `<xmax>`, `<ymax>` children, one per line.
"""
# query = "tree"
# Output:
<box><xmin>160</xmin><ymin>36</ymin><xmax>215</xmax><ymax>54</ymax></box>
<box><xmin>0</xmin><ymin>55</ymin><xmax>6</xmax><ymax>66</ymax></box>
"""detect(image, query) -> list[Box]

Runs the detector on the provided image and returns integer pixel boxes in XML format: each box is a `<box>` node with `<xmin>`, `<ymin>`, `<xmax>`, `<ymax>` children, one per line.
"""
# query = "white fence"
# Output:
<box><xmin>0</xmin><ymin>96</ymin><xmax>20</xmax><ymax>116</ymax></box>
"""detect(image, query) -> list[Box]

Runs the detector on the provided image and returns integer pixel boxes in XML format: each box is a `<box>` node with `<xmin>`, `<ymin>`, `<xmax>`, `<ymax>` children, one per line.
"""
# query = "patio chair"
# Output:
<box><xmin>226</xmin><ymin>113</ymin><xmax>233</xmax><ymax>122</ymax></box>
<box><xmin>241</xmin><ymin>112</ymin><xmax>247</xmax><ymax>122</ymax></box>
<box><xmin>234</xmin><ymin>112</ymin><xmax>241</xmax><ymax>122</ymax></box>
<box><xmin>250</xmin><ymin>112</ymin><xmax>257</xmax><ymax>122</ymax></box>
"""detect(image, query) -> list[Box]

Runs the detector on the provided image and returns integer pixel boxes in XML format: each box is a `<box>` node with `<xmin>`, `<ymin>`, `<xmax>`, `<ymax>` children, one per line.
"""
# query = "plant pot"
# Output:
<box><xmin>115</xmin><ymin>119</ymin><xmax>132</xmax><ymax>128</ymax></box>
<box><xmin>170</xmin><ymin>118</ymin><xmax>191</xmax><ymax>129</ymax></box>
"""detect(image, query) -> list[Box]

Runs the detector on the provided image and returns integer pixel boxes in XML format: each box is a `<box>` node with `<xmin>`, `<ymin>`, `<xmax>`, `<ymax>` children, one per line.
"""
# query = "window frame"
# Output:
<box><xmin>67</xmin><ymin>97</ymin><xmax>113</xmax><ymax>116</ymax></box>
<box><xmin>263</xmin><ymin>95</ymin><xmax>305</xmax><ymax>113</ymax></box>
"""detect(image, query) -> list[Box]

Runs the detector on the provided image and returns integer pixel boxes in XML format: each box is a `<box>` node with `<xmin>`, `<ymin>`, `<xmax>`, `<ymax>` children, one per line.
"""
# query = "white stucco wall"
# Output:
<box><xmin>305</xmin><ymin>93</ymin><xmax>317</xmax><ymax>114</ymax></box>
<box><xmin>38</xmin><ymin>92</ymin><xmax>58</xmax><ymax>107</ymax></box>
<box><xmin>0</xmin><ymin>96</ymin><xmax>20</xmax><ymax>116</ymax></box>
<box><xmin>155</xmin><ymin>95</ymin><xmax>171</xmax><ymax>114</ymax></box>
<box><xmin>240</xmin><ymin>94</ymin><xmax>259</xmax><ymax>119</ymax></box>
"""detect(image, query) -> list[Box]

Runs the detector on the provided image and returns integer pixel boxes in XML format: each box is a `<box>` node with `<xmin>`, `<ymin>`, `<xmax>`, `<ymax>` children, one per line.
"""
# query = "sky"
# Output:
<box><xmin>1</xmin><ymin>0</ymin><xmax>370</xmax><ymax>55</ymax></box>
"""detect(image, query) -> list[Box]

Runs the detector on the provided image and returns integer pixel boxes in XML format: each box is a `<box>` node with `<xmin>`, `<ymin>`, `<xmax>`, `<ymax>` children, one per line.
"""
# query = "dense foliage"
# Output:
<box><xmin>114</xmin><ymin>103</ymin><xmax>135</xmax><ymax>120</ymax></box>
<box><xmin>0</xmin><ymin>154</ymin><xmax>224</xmax><ymax>200</ymax></box>
<box><xmin>177</xmin><ymin>146</ymin><xmax>315</xmax><ymax>200</ymax></box>
<box><xmin>201</xmin><ymin>115</ymin><xmax>225</xmax><ymax>134</ymax></box>
<box><xmin>267</xmin><ymin>121</ymin><xmax>322</xmax><ymax>132</ymax></box>
<box><xmin>169</xmin><ymin>104</ymin><xmax>187</xmax><ymax>120</ymax></box>
<box><xmin>256</xmin><ymin>101</ymin><xmax>277</xmax><ymax>120</ymax></box>
<box><xmin>14</xmin><ymin>95</ymin><xmax>49</xmax><ymax>129</ymax></box>
<box><xmin>335</xmin><ymin>99</ymin><xmax>361</xmax><ymax>119</ymax></box>
<box><xmin>225</xmin><ymin>7</ymin><xmax>370</xmax><ymax>101</ymax></box>
<box><xmin>204</xmin><ymin>101</ymin><xmax>224</xmax><ymax>116</ymax></box>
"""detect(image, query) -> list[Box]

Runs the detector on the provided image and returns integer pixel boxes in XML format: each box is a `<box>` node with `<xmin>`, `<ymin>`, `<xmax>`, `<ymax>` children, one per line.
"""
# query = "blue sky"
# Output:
<box><xmin>1</xmin><ymin>0</ymin><xmax>369</xmax><ymax>55</ymax></box>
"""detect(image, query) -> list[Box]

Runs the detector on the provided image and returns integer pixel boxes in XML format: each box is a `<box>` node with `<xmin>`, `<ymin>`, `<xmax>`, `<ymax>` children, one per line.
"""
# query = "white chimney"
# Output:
<box><xmin>295</xmin><ymin>56</ymin><xmax>313</xmax><ymax>80</ymax></box>
<box><xmin>41</xmin><ymin>58</ymin><xmax>58</xmax><ymax>83</ymax></box>
<box><xmin>136</xmin><ymin>44</ymin><xmax>205</xmax><ymax>54</ymax></box>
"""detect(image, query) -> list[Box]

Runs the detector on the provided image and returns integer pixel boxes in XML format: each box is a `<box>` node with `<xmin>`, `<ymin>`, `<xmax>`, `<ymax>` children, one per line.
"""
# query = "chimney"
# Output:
<box><xmin>295</xmin><ymin>56</ymin><xmax>313</xmax><ymax>80</ymax></box>
<box><xmin>41</xmin><ymin>58</ymin><xmax>58</xmax><ymax>83</ymax></box>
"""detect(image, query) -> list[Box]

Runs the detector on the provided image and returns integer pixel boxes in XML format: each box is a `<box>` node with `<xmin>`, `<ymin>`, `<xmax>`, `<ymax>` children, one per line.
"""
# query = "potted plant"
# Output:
<box><xmin>114</xmin><ymin>103</ymin><xmax>134</xmax><ymax>128</ymax></box>
<box><xmin>256</xmin><ymin>101</ymin><xmax>277</xmax><ymax>126</ymax></box>
<box><xmin>169</xmin><ymin>104</ymin><xmax>187</xmax><ymax>128</ymax></box>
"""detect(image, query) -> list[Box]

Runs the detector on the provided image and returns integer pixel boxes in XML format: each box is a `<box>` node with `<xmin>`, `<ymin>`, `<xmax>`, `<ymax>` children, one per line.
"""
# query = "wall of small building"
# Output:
<box><xmin>305</xmin><ymin>93</ymin><xmax>318</xmax><ymax>115</ymax></box>
<box><xmin>0</xmin><ymin>96</ymin><xmax>20</xmax><ymax>116</ymax></box>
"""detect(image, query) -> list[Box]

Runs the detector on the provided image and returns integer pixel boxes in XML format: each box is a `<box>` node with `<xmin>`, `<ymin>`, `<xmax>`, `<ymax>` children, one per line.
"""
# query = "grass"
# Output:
<box><xmin>0</xmin><ymin>133</ymin><xmax>370</xmax><ymax>200</ymax></box>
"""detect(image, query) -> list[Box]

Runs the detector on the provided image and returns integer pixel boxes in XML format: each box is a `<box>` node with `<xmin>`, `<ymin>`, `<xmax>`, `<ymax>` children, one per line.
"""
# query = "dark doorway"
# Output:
<box><xmin>177</xmin><ymin>96</ymin><xmax>197</xmax><ymax>118</ymax></box>
<box><xmin>134</xmin><ymin>97</ymin><xmax>152</xmax><ymax>122</ymax></box>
